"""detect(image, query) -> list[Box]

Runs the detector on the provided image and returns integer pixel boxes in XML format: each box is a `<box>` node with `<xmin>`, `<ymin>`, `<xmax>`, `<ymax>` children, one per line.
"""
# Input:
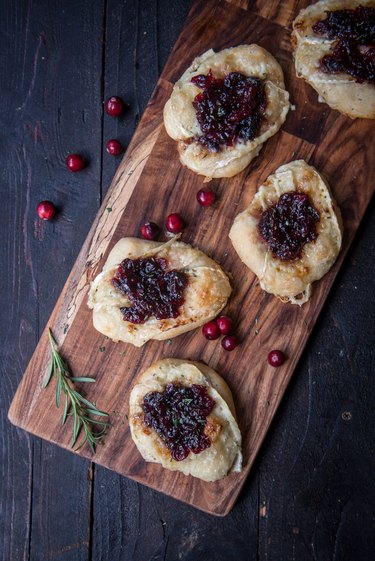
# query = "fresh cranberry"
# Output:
<box><xmin>268</xmin><ymin>350</ymin><xmax>286</xmax><ymax>367</ymax></box>
<box><xmin>166</xmin><ymin>213</ymin><xmax>184</xmax><ymax>234</ymax></box>
<box><xmin>105</xmin><ymin>96</ymin><xmax>125</xmax><ymax>117</ymax></box>
<box><xmin>37</xmin><ymin>201</ymin><xmax>56</xmax><ymax>220</ymax></box>
<box><xmin>202</xmin><ymin>321</ymin><xmax>221</xmax><ymax>340</ymax></box>
<box><xmin>65</xmin><ymin>153</ymin><xmax>85</xmax><ymax>172</ymax></box>
<box><xmin>106</xmin><ymin>139</ymin><xmax>123</xmax><ymax>156</ymax></box>
<box><xmin>221</xmin><ymin>335</ymin><xmax>238</xmax><ymax>351</ymax></box>
<box><xmin>141</xmin><ymin>222</ymin><xmax>160</xmax><ymax>240</ymax></box>
<box><xmin>216</xmin><ymin>316</ymin><xmax>233</xmax><ymax>335</ymax></box>
<box><xmin>196</xmin><ymin>189</ymin><xmax>216</xmax><ymax>207</ymax></box>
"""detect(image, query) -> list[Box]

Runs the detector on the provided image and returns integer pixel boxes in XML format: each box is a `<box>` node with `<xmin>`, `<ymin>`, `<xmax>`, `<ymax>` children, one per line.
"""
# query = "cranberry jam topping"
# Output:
<box><xmin>312</xmin><ymin>6</ymin><xmax>375</xmax><ymax>83</ymax></box>
<box><xmin>142</xmin><ymin>383</ymin><xmax>216</xmax><ymax>461</ymax></box>
<box><xmin>312</xmin><ymin>6</ymin><xmax>375</xmax><ymax>42</ymax></box>
<box><xmin>258</xmin><ymin>191</ymin><xmax>320</xmax><ymax>261</ymax></box>
<box><xmin>191</xmin><ymin>71</ymin><xmax>266</xmax><ymax>151</ymax></box>
<box><xmin>112</xmin><ymin>257</ymin><xmax>188</xmax><ymax>324</ymax></box>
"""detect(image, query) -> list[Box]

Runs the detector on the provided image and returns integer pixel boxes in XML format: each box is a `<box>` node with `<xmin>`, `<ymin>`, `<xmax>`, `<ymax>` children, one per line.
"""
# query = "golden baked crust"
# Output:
<box><xmin>129</xmin><ymin>358</ymin><xmax>242</xmax><ymax>482</ymax></box>
<box><xmin>163</xmin><ymin>45</ymin><xmax>290</xmax><ymax>179</ymax></box>
<box><xmin>229</xmin><ymin>160</ymin><xmax>342</xmax><ymax>305</ymax></box>
<box><xmin>292</xmin><ymin>0</ymin><xmax>375</xmax><ymax>119</ymax></box>
<box><xmin>87</xmin><ymin>237</ymin><xmax>231</xmax><ymax>346</ymax></box>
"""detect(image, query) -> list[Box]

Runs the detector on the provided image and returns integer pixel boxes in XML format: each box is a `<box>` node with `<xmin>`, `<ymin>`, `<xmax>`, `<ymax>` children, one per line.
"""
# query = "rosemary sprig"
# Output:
<box><xmin>43</xmin><ymin>329</ymin><xmax>110</xmax><ymax>453</ymax></box>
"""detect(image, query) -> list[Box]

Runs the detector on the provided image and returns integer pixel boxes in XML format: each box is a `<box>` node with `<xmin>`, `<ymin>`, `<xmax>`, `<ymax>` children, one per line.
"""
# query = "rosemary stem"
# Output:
<box><xmin>44</xmin><ymin>329</ymin><xmax>110</xmax><ymax>453</ymax></box>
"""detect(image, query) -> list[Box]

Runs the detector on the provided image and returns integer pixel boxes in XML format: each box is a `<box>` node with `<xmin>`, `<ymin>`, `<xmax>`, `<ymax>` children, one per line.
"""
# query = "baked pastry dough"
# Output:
<box><xmin>129</xmin><ymin>358</ymin><xmax>242</xmax><ymax>482</ymax></box>
<box><xmin>292</xmin><ymin>0</ymin><xmax>375</xmax><ymax>119</ymax></box>
<box><xmin>229</xmin><ymin>160</ymin><xmax>342</xmax><ymax>305</ymax></box>
<box><xmin>164</xmin><ymin>45</ymin><xmax>290</xmax><ymax>179</ymax></box>
<box><xmin>88</xmin><ymin>237</ymin><xmax>231</xmax><ymax>346</ymax></box>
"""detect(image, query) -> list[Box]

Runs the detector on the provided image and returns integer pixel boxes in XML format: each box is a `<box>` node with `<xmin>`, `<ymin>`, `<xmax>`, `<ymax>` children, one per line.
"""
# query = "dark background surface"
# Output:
<box><xmin>1</xmin><ymin>1</ymin><xmax>374</xmax><ymax>560</ymax></box>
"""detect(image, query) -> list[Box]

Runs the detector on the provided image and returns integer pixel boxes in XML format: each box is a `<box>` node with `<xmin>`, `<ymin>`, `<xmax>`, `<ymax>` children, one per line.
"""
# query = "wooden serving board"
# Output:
<box><xmin>8</xmin><ymin>0</ymin><xmax>374</xmax><ymax>516</ymax></box>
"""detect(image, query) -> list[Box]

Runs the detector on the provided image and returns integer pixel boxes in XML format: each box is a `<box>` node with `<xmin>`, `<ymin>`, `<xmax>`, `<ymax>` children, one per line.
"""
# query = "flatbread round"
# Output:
<box><xmin>129</xmin><ymin>358</ymin><xmax>242</xmax><ymax>482</ymax></box>
<box><xmin>164</xmin><ymin>45</ymin><xmax>290</xmax><ymax>179</ymax></box>
<box><xmin>292</xmin><ymin>0</ymin><xmax>375</xmax><ymax>119</ymax></box>
<box><xmin>229</xmin><ymin>160</ymin><xmax>342</xmax><ymax>305</ymax></box>
<box><xmin>88</xmin><ymin>237</ymin><xmax>231</xmax><ymax>346</ymax></box>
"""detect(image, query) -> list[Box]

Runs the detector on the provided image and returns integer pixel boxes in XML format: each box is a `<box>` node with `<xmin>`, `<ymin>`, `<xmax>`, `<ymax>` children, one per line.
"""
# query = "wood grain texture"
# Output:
<box><xmin>7</xmin><ymin>0</ymin><xmax>375</xmax><ymax>518</ymax></box>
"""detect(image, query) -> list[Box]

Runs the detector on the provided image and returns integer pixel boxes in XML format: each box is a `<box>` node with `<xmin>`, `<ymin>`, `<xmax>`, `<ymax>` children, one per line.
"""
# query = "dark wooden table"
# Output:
<box><xmin>1</xmin><ymin>1</ymin><xmax>374</xmax><ymax>560</ymax></box>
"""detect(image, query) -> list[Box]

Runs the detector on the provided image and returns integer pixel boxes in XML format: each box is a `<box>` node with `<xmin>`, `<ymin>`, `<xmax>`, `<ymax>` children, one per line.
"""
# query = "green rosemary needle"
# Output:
<box><xmin>43</xmin><ymin>329</ymin><xmax>110</xmax><ymax>453</ymax></box>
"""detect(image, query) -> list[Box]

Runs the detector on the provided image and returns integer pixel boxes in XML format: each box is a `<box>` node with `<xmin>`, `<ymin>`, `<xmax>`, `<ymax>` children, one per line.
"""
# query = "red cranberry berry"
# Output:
<box><xmin>202</xmin><ymin>321</ymin><xmax>221</xmax><ymax>340</ymax></box>
<box><xmin>166</xmin><ymin>213</ymin><xmax>184</xmax><ymax>234</ymax></box>
<box><xmin>216</xmin><ymin>316</ymin><xmax>233</xmax><ymax>335</ymax></box>
<box><xmin>105</xmin><ymin>96</ymin><xmax>125</xmax><ymax>117</ymax></box>
<box><xmin>65</xmin><ymin>153</ymin><xmax>85</xmax><ymax>172</ymax></box>
<box><xmin>141</xmin><ymin>222</ymin><xmax>160</xmax><ymax>240</ymax></box>
<box><xmin>268</xmin><ymin>350</ymin><xmax>286</xmax><ymax>367</ymax></box>
<box><xmin>106</xmin><ymin>139</ymin><xmax>123</xmax><ymax>156</ymax></box>
<box><xmin>196</xmin><ymin>189</ymin><xmax>216</xmax><ymax>207</ymax></box>
<box><xmin>221</xmin><ymin>335</ymin><xmax>238</xmax><ymax>351</ymax></box>
<box><xmin>37</xmin><ymin>201</ymin><xmax>56</xmax><ymax>221</ymax></box>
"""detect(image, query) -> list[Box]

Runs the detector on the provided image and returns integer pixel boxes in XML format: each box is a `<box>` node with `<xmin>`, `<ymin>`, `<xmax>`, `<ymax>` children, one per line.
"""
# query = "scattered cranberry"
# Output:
<box><xmin>37</xmin><ymin>201</ymin><xmax>56</xmax><ymax>221</ymax></box>
<box><xmin>268</xmin><ymin>350</ymin><xmax>286</xmax><ymax>367</ymax></box>
<box><xmin>141</xmin><ymin>222</ymin><xmax>160</xmax><ymax>240</ymax></box>
<box><xmin>106</xmin><ymin>139</ymin><xmax>123</xmax><ymax>156</ymax></box>
<box><xmin>202</xmin><ymin>321</ymin><xmax>221</xmax><ymax>340</ymax></box>
<box><xmin>216</xmin><ymin>316</ymin><xmax>233</xmax><ymax>335</ymax></box>
<box><xmin>166</xmin><ymin>213</ymin><xmax>184</xmax><ymax>234</ymax></box>
<box><xmin>105</xmin><ymin>96</ymin><xmax>125</xmax><ymax>117</ymax></box>
<box><xmin>196</xmin><ymin>189</ymin><xmax>216</xmax><ymax>207</ymax></box>
<box><xmin>65</xmin><ymin>153</ymin><xmax>85</xmax><ymax>172</ymax></box>
<box><xmin>221</xmin><ymin>335</ymin><xmax>238</xmax><ymax>351</ymax></box>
